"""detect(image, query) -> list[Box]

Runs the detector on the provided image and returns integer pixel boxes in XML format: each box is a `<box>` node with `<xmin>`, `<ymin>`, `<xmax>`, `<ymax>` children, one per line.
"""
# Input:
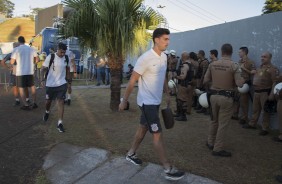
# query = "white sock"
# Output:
<box><xmin>46</xmin><ymin>110</ymin><xmax>50</xmax><ymax>113</ymax></box>
<box><xmin>26</xmin><ymin>98</ymin><xmax>29</xmax><ymax>102</ymax></box>
<box><xmin>15</xmin><ymin>98</ymin><xmax>20</xmax><ymax>101</ymax></box>
<box><xmin>58</xmin><ymin>120</ymin><xmax>63</xmax><ymax>125</ymax></box>
<box><xmin>68</xmin><ymin>94</ymin><xmax>71</xmax><ymax>100</ymax></box>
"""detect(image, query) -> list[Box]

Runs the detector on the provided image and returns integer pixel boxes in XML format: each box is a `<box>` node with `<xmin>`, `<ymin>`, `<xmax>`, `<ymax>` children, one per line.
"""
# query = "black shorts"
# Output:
<box><xmin>46</xmin><ymin>83</ymin><xmax>67</xmax><ymax>101</ymax></box>
<box><xmin>10</xmin><ymin>74</ymin><xmax>16</xmax><ymax>86</ymax></box>
<box><xmin>16</xmin><ymin>75</ymin><xmax>34</xmax><ymax>88</ymax></box>
<box><xmin>139</xmin><ymin>104</ymin><xmax>162</xmax><ymax>133</ymax></box>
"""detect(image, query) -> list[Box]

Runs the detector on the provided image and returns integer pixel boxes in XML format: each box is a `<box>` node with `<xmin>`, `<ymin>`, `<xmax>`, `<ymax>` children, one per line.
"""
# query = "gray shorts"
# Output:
<box><xmin>46</xmin><ymin>83</ymin><xmax>67</xmax><ymax>101</ymax></box>
<box><xmin>139</xmin><ymin>104</ymin><xmax>162</xmax><ymax>133</ymax></box>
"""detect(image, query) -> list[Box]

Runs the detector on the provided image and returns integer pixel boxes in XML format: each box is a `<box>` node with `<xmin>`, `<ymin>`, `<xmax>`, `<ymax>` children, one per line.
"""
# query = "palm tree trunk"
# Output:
<box><xmin>110</xmin><ymin>68</ymin><xmax>122</xmax><ymax>111</ymax></box>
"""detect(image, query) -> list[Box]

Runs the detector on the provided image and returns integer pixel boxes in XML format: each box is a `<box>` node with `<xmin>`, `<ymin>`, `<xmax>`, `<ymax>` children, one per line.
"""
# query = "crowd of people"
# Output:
<box><xmin>1</xmin><ymin>29</ymin><xmax>282</xmax><ymax>182</ymax></box>
<box><xmin>1</xmin><ymin>37</ymin><xmax>76</xmax><ymax>133</ymax></box>
<box><xmin>119</xmin><ymin>28</ymin><xmax>282</xmax><ymax>182</ymax></box>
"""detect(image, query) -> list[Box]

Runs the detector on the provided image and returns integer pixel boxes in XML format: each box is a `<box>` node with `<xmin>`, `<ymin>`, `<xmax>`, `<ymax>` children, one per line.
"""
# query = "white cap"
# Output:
<box><xmin>170</xmin><ymin>50</ymin><xmax>176</xmax><ymax>56</ymax></box>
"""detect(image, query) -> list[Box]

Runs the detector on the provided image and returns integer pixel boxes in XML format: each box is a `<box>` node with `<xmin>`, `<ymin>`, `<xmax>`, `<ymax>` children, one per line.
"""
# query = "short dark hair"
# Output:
<box><xmin>18</xmin><ymin>36</ymin><xmax>25</xmax><ymax>43</ymax></box>
<box><xmin>239</xmin><ymin>46</ymin><xmax>248</xmax><ymax>55</ymax></box>
<box><xmin>152</xmin><ymin>28</ymin><xmax>170</xmax><ymax>43</ymax></box>
<box><xmin>189</xmin><ymin>52</ymin><xmax>198</xmax><ymax>61</ymax></box>
<box><xmin>210</xmin><ymin>49</ymin><xmax>218</xmax><ymax>58</ymax></box>
<box><xmin>58</xmin><ymin>42</ymin><xmax>67</xmax><ymax>51</ymax></box>
<box><xmin>198</xmin><ymin>50</ymin><xmax>205</xmax><ymax>57</ymax></box>
<box><xmin>221</xmin><ymin>43</ymin><xmax>233</xmax><ymax>56</ymax></box>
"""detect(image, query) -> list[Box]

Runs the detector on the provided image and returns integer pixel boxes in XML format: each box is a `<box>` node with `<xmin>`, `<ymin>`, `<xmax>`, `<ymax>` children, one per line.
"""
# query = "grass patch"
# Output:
<box><xmin>42</xmin><ymin>87</ymin><xmax>282</xmax><ymax>184</ymax></box>
<box><xmin>0</xmin><ymin>18</ymin><xmax>35</xmax><ymax>42</ymax></box>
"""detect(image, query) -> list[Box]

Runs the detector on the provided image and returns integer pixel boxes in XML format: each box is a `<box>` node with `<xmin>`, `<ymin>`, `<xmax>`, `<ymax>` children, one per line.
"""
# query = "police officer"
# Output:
<box><xmin>167</xmin><ymin>50</ymin><xmax>178</xmax><ymax>95</ymax></box>
<box><xmin>209</xmin><ymin>49</ymin><xmax>218</xmax><ymax>63</ymax></box>
<box><xmin>243</xmin><ymin>52</ymin><xmax>279</xmax><ymax>135</ymax></box>
<box><xmin>174</xmin><ymin>52</ymin><xmax>195</xmax><ymax>121</ymax></box>
<box><xmin>204</xmin><ymin>43</ymin><xmax>244</xmax><ymax>157</ymax></box>
<box><xmin>195</xmin><ymin>50</ymin><xmax>209</xmax><ymax>113</ymax></box>
<box><xmin>232</xmin><ymin>47</ymin><xmax>256</xmax><ymax>124</ymax></box>
<box><xmin>272</xmin><ymin>75</ymin><xmax>282</xmax><ymax>142</ymax></box>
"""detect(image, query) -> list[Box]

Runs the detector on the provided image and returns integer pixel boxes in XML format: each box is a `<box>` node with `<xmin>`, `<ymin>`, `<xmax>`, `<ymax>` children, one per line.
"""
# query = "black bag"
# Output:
<box><xmin>264</xmin><ymin>100</ymin><xmax>277</xmax><ymax>113</ymax></box>
<box><xmin>161</xmin><ymin>107</ymin><xmax>175</xmax><ymax>129</ymax></box>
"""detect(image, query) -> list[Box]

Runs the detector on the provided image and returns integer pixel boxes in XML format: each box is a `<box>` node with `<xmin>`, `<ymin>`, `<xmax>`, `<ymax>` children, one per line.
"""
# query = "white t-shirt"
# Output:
<box><xmin>11</xmin><ymin>44</ymin><xmax>38</xmax><ymax>76</ymax></box>
<box><xmin>134</xmin><ymin>49</ymin><xmax>167</xmax><ymax>106</ymax></box>
<box><xmin>66</xmin><ymin>50</ymin><xmax>75</xmax><ymax>72</ymax></box>
<box><xmin>43</xmin><ymin>53</ymin><xmax>70</xmax><ymax>87</ymax></box>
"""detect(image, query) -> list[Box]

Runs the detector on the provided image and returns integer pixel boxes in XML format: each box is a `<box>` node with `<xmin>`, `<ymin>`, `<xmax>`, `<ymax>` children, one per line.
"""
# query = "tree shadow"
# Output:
<box><xmin>8</xmin><ymin>25</ymin><xmax>21</xmax><ymax>42</ymax></box>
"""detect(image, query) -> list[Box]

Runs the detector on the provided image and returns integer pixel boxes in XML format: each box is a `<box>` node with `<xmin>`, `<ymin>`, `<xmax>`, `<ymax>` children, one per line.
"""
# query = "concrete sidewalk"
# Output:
<box><xmin>43</xmin><ymin>143</ymin><xmax>221</xmax><ymax>184</ymax></box>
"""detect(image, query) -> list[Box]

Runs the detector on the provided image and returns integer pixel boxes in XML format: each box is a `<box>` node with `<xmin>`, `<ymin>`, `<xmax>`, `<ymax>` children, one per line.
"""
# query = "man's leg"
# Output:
<box><xmin>18</xmin><ymin>87</ymin><xmax>28</xmax><ymax>106</ymax></box>
<box><xmin>127</xmin><ymin>125</ymin><xmax>148</xmax><ymax>155</ymax></box>
<box><xmin>244</xmin><ymin>92</ymin><xmax>260</xmax><ymax>128</ymax></box>
<box><xmin>208</xmin><ymin>95</ymin><xmax>219</xmax><ymax>147</ymax></box>
<box><xmin>240</xmin><ymin>93</ymin><xmax>249</xmax><ymax>123</ymax></box>
<box><xmin>57</xmin><ymin>99</ymin><xmax>65</xmax><ymax>122</ymax></box>
<box><xmin>152</xmin><ymin>132</ymin><xmax>170</xmax><ymax>169</ymax></box>
<box><xmin>30</xmin><ymin>85</ymin><xmax>37</xmax><ymax>104</ymax></box>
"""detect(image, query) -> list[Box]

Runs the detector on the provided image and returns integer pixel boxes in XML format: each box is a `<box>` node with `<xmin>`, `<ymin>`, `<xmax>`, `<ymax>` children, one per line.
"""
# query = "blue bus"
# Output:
<box><xmin>30</xmin><ymin>27</ymin><xmax>81</xmax><ymax>60</ymax></box>
<box><xmin>30</xmin><ymin>27</ymin><xmax>83</xmax><ymax>73</ymax></box>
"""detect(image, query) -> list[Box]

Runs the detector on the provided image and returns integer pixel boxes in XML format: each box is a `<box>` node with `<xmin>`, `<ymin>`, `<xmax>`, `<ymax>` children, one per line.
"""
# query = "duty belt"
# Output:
<box><xmin>254</xmin><ymin>88</ymin><xmax>271</xmax><ymax>93</ymax></box>
<box><xmin>210</xmin><ymin>90</ymin><xmax>235</xmax><ymax>98</ymax></box>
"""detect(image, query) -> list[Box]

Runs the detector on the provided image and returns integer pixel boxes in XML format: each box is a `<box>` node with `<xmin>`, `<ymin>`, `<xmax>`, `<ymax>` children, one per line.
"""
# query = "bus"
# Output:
<box><xmin>29</xmin><ymin>27</ymin><xmax>81</xmax><ymax>60</ymax></box>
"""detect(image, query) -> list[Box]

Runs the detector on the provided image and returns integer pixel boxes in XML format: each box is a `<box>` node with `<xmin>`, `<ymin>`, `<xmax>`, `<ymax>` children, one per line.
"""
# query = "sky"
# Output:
<box><xmin>11</xmin><ymin>0</ymin><xmax>266</xmax><ymax>32</ymax></box>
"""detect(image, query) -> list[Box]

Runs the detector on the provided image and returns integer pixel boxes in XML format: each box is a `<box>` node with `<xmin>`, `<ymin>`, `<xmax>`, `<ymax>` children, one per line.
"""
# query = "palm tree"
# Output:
<box><xmin>63</xmin><ymin>0</ymin><xmax>165</xmax><ymax>111</ymax></box>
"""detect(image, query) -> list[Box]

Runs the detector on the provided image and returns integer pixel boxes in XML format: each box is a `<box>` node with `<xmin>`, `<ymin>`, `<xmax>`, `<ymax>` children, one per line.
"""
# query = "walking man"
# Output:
<box><xmin>10</xmin><ymin>36</ymin><xmax>39</xmax><ymax>110</ymax></box>
<box><xmin>119</xmin><ymin>28</ymin><xmax>184</xmax><ymax>180</ymax></box>
<box><xmin>42</xmin><ymin>43</ymin><xmax>70</xmax><ymax>133</ymax></box>
<box><xmin>204</xmin><ymin>43</ymin><xmax>244</xmax><ymax>157</ymax></box>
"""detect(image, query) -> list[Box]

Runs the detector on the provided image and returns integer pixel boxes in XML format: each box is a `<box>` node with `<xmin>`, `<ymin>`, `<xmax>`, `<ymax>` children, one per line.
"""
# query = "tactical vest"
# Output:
<box><xmin>179</xmin><ymin>63</ymin><xmax>194</xmax><ymax>87</ymax></box>
<box><xmin>196</xmin><ymin>58</ymin><xmax>208</xmax><ymax>79</ymax></box>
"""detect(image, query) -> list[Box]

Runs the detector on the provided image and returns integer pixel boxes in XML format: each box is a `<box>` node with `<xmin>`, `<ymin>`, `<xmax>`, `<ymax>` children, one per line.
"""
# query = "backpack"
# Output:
<box><xmin>44</xmin><ymin>53</ymin><xmax>69</xmax><ymax>79</ymax></box>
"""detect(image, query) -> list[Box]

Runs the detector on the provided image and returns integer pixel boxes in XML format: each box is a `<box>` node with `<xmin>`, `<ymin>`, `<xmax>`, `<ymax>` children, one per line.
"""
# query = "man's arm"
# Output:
<box><xmin>119</xmin><ymin>71</ymin><xmax>140</xmax><ymax>110</ymax></box>
<box><xmin>176</xmin><ymin>64</ymin><xmax>189</xmax><ymax>80</ymax></box>
<box><xmin>203</xmin><ymin>64</ymin><xmax>211</xmax><ymax>85</ymax></box>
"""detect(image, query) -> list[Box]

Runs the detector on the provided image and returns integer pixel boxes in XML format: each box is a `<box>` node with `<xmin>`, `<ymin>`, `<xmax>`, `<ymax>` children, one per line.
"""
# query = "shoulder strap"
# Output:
<box><xmin>48</xmin><ymin>53</ymin><xmax>55</xmax><ymax>69</ymax></box>
<box><xmin>65</xmin><ymin>54</ymin><xmax>69</xmax><ymax>66</ymax></box>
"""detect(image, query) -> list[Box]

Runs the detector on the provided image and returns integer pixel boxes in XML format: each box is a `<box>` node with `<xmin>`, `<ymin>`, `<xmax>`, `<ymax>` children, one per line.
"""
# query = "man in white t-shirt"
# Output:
<box><xmin>10</xmin><ymin>36</ymin><xmax>39</xmax><ymax>110</ymax></box>
<box><xmin>42</xmin><ymin>43</ymin><xmax>71</xmax><ymax>133</ymax></box>
<box><xmin>65</xmin><ymin>49</ymin><xmax>76</xmax><ymax>105</ymax></box>
<box><xmin>119</xmin><ymin>28</ymin><xmax>184</xmax><ymax>181</ymax></box>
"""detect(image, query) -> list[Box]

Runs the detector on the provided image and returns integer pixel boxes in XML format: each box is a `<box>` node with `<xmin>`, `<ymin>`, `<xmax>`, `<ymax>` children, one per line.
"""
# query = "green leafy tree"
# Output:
<box><xmin>63</xmin><ymin>0</ymin><xmax>165</xmax><ymax>110</ymax></box>
<box><xmin>262</xmin><ymin>0</ymin><xmax>282</xmax><ymax>14</ymax></box>
<box><xmin>0</xmin><ymin>0</ymin><xmax>14</xmax><ymax>17</ymax></box>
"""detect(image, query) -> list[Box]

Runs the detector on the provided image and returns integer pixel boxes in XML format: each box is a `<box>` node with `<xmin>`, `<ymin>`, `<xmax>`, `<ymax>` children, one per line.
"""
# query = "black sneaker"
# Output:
<box><xmin>20</xmin><ymin>105</ymin><xmax>31</xmax><ymax>111</ymax></box>
<box><xmin>164</xmin><ymin>166</ymin><xmax>185</xmax><ymax>181</ymax></box>
<box><xmin>43</xmin><ymin>112</ymin><xmax>49</xmax><ymax>121</ymax></box>
<box><xmin>242</xmin><ymin>124</ymin><xmax>257</xmax><ymax>129</ymax></box>
<box><xmin>13</xmin><ymin>101</ymin><xmax>20</xmax><ymax>106</ymax></box>
<box><xmin>32</xmin><ymin>103</ymin><xmax>38</xmax><ymax>109</ymax></box>
<box><xmin>125</xmin><ymin>153</ymin><xmax>142</xmax><ymax>165</ymax></box>
<box><xmin>259</xmin><ymin>130</ymin><xmax>268</xmax><ymax>136</ymax></box>
<box><xmin>212</xmin><ymin>150</ymin><xmax>232</xmax><ymax>157</ymax></box>
<box><xmin>67</xmin><ymin>99</ymin><xmax>71</xmax><ymax>106</ymax></box>
<box><xmin>206</xmin><ymin>142</ymin><xmax>214</xmax><ymax>150</ymax></box>
<box><xmin>57</xmin><ymin>123</ymin><xmax>65</xmax><ymax>133</ymax></box>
